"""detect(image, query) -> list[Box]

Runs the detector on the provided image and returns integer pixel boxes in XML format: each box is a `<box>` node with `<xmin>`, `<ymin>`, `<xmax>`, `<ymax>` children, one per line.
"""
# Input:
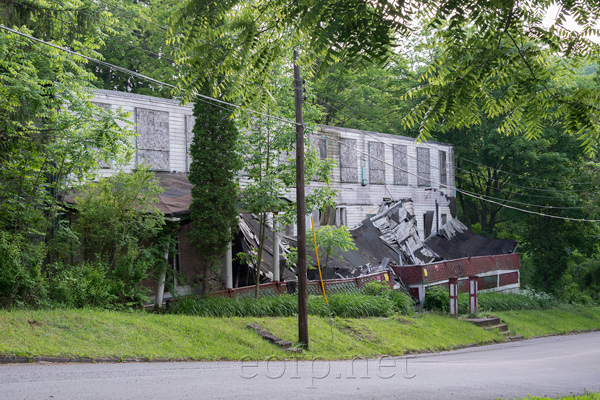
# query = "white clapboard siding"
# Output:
<box><xmin>91</xmin><ymin>90</ymin><xmax>193</xmax><ymax>176</ymax></box>
<box><xmin>90</xmin><ymin>92</ymin><xmax>456</xmax><ymax>239</ymax></box>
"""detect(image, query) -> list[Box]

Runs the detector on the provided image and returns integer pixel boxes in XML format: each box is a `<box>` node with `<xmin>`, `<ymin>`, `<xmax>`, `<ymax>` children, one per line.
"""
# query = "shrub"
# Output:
<box><xmin>0</xmin><ymin>232</ymin><xmax>47</xmax><ymax>308</ymax></box>
<box><xmin>423</xmin><ymin>284</ymin><xmax>559</xmax><ymax>313</ymax></box>
<box><xmin>48</xmin><ymin>261</ymin><xmax>116</xmax><ymax>308</ymax></box>
<box><xmin>363</xmin><ymin>280</ymin><xmax>414</xmax><ymax>315</ymax></box>
<box><xmin>171</xmin><ymin>292</ymin><xmax>395</xmax><ymax>318</ymax></box>
<box><xmin>385</xmin><ymin>290</ymin><xmax>415</xmax><ymax>315</ymax></box>
<box><xmin>423</xmin><ymin>286</ymin><xmax>449</xmax><ymax>312</ymax></box>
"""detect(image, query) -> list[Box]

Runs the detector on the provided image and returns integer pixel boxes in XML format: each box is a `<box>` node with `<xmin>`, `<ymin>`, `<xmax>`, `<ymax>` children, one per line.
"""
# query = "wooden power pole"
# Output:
<box><xmin>293</xmin><ymin>50</ymin><xmax>309</xmax><ymax>348</ymax></box>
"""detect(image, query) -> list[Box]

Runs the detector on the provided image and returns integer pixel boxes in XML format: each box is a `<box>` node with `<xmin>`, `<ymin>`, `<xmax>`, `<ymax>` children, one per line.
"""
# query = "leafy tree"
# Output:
<box><xmin>237</xmin><ymin>65</ymin><xmax>337</xmax><ymax>297</ymax></box>
<box><xmin>172</xmin><ymin>0</ymin><xmax>600</xmax><ymax>149</ymax></box>
<box><xmin>307</xmin><ymin>225</ymin><xmax>357</xmax><ymax>288</ymax></box>
<box><xmin>0</xmin><ymin>24</ymin><xmax>134</xmax><ymax>239</ymax></box>
<box><xmin>90</xmin><ymin>0</ymin><xmax>182</xmax><ymax>98</ymax></box>
<box><xmin>74</xmin><ymin>166</ymin><xmax>165</xmax><ymax>304</ymax></box>
<box><xmin>187</xmin><ymin>97</ymin><xmax>242</xmax><ymax>296</ymax></box>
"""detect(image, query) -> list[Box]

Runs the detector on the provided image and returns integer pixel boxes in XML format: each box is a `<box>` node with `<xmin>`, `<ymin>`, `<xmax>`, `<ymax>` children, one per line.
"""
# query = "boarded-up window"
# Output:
<box><xmin>368</xmin><ymin>142</ymin><xmax>385</xmax><ymax>184</ymax></box>
<box><xmin>439</xmin><ymin>150</ymin><xmax>447</xmax><ymax>187</ymax></box>
<box><xmin>393</xmin><ymin>144</ymin><xmax>408</xmax><ymax>185</ymax></box>
<box><xmin>185</xmin><ymin>115</ymin><xmax>195</xmax><ymax>172</ymax></box>
<box><xmin>339</xmin><ymin>138</ymin><xmax>358</xmax><ymax>182</ymax></box>
<box><xmin>417</xmin><ymin>147</ymin><xmax>430</xmax><ymax>186</ymax></box>
<box><xmin>136</xmin><ymin>108</ymin><xmax>169</xmax><ymax>171</ymax></box>
<box><xmin>318</xmin><ymin>136</ymin><xmax>328</xmax><ymax>160</ymax></box>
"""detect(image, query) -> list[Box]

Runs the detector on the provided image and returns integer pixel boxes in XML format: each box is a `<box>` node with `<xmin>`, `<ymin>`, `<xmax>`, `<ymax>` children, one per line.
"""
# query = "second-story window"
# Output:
<box><xmin>393</xmin><ymin>144</ymin><xmax>408</xmax><ymax>185</ymax></box>
<box><xmin>417</xmin><ymin>147</ymin><xmax>430</xmax><ymax>186</ymax></box>
<box><xmin>318</xmin><ymin>136</ymin><xmax>328</xmax><ymax>160</ymax></box>
<box><xmin>439</xmin><ymin>150</ymin><xmax>447</xmax><ymax>187</ymax></box>
<box><xmin>136</xmin><ymin>108</ymin><xmax>170</xmax><ymax>171</ymax></box>
<box><xmin>368</xmin><ymin>142</ymin><xmax>385</xmax><ymax>184</ymax></box>
<box><xmin>340</xmin><ymin>138</ymin><xmax>358</xmax><ymax>183</ymax></box>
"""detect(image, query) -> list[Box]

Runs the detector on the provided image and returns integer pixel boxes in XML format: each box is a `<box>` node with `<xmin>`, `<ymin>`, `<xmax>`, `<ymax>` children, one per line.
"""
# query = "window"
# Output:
<box><xmin>135</xmin><ymin>108</ymin><xmax>170</xmax><ymax>171</ymax></box>
<box><xmin>439</xmin><ymin>150</ymin><xmax>447</xmax><ymax>187</ymax></box>
<box><xmin>368</xmin><ymin>142</ymin><xmax>385</xmax><ymax>184</ymax></box>
<box><xmin>441</xmin><ymin>214</ymin><xmax>447</xmax><ymax>226</ymax></box>
<box><xmin>339</xmin><ymin>139</ymin><xmax>358</xmax><ymax>182</ymax></box>
<box><xmin>335</xmin><ymin>207</ymin><xmax>347</xmax><ymax>227</ymax></box>
<box><xmin>417</xmin><ymin>147</ymin><xmax>431</xmax><ymax>186</ymax></box>
<box><xmin>318</xmin><ymin>136</ymin><xmax>328</xmax><ymax>160</ymax></box>
<box><xmin>393</xmin><ymin>144</ymin><xmax>408</xmax><ymax>185</ymax></box>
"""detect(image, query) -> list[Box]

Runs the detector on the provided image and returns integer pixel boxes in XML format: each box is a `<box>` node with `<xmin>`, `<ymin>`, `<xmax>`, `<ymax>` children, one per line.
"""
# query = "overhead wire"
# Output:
<box><xmin>45</xmin><ymin>0</ymin><xmax>175</xmax><ymax>47</ymax></box>
<box><xmin>310</xmin><ymin>85</ymin><xmax>593</xmax><ymax>186</ymax></box>
<box><xmin>4</xmin><ymin>24</ymin><xmax>598</xmax><ymax>222</ymax></box>
<box><xmin>0</xmin><ymin>25</ymin><xmax>300</xmax><ymax>127</ymax></box>
<box><xmin>7</xmin><ymin>0</ymin><xmax>177</xmax><ymax>64</ymax></box>
<box><xmin>311</xmin><ymin>87</ymin><xmax>591</xmax><ymax>200</ymax></box>
<box><xmin>321</xmin><ymin>134</ymin><xmax>600</xmax><ymax>222</ymax></box>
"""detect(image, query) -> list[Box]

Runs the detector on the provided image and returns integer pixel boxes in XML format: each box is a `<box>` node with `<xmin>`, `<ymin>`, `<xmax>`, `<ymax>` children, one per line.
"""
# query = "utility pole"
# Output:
<box><xmin>293</xmin><ymin>50</ymin><xmax>309</xmax><ymax>348</ymax></box>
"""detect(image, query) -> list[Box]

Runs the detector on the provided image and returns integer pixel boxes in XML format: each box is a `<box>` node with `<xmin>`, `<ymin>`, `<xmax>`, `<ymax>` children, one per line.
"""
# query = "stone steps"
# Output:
<box><xmin>464</xmin><ymin>317</ymin><xmax>524</xmax><ymax>341</ymax></box>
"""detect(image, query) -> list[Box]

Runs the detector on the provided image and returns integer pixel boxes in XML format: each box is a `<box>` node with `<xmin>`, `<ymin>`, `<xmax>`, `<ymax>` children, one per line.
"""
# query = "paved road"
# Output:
<box><xmin>1</xmin><ymin>332</ymin><xmax>600</xmax><ymax>400</ymax></box>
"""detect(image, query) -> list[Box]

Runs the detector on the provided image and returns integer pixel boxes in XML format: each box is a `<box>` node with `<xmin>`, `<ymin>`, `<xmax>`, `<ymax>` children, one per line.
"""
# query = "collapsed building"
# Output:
<box><xmin>85</xmin><ymin>90</ymin><xmax>520</xmax><ymax>302</ymax></box>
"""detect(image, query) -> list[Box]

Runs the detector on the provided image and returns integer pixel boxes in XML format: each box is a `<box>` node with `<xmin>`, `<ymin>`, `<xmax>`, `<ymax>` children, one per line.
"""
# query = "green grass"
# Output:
<box><xmin>1</xmin><ymin>306</ymin><xmax>599</xmax><ymax>361</ymax></box>
<box><xmin>514</xmin><ymin>392</ymin><xmax>600</xmax><ymax>399</ymax></box>
<box><xmin>495</xmin><ymin>306</ymin><xmax>600</xmax><ymax>338</ymax></box>
<box><xmin>0</xmin><ymin>308</ymin><xmax>501</xmax><ymax>361</ymax></box>
<box><xmin>171</xmin><ymin>292</ymin><xmax>413</xmax><ymax>318</ymax></box>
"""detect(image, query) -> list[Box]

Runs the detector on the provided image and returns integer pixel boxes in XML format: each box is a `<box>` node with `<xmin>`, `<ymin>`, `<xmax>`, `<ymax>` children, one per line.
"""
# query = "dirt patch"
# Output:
<box><xmin>339</xmin><ymin>321</ymin><xmax>379</xmax><ymax>343</ymax></box>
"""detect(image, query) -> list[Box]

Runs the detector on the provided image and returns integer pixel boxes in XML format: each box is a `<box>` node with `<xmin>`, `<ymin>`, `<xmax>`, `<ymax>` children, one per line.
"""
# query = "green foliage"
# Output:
<box><xmin>423</xmin><ymin>286</ymin><xmax>450</xmax><ymax>313</ymax></box>
<box><xmin>0</xmin><ymin>26</ymin><xmax>134</xmax><ymax>237</ymax></box>
<box><xmin>74</xmin><ymin>167</ymin><xmax>165</xmax><ymax>305</ymax></box>
<box><xmin>47</xmin><ymin>261</ymin><xmax>116</xmax><ymax>309</ymax></box>
<box><xmin>384</xmin><ymin>289</ymin><xmax>415</xmax><ymax>315</ymax></box>
<box><xmin>307</xmin><ymin>225</ymin><xmax>357</xmax><ymax>269</ymax></box>
<box><xmin>188</xmin><ymin>98</ymin><xmax>242</xmax><ymax>295</ymax></box>
<box><xmin>363</xmin><ymin>280</ymin><xmax>388</xmax><ymax>296</ymax></box>
<box><xmin>172</xmin><ymin>293</ymin><xmax>397</xmax><ymax>318</ymax></box>
<box><xmin>423</xmin><ymin>286</ymin><xmax>559</xmax><ymax>313</ymax></box>
<box><xmin>0</xmin><ymin>232</ymin><xmax>47</xmax><ymax>308</ymax></box>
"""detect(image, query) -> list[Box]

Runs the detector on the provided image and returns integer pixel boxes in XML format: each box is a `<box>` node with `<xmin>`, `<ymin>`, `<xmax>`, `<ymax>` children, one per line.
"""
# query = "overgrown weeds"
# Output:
<box><xmin>424</xmin><ymin>285</ymin><xmax>560</xmax><ymax>313</ymax></box>
<box><xmin>171</xmin><ymin>289</ymin><xmax>414</xmax><ymax>318</ymax></box>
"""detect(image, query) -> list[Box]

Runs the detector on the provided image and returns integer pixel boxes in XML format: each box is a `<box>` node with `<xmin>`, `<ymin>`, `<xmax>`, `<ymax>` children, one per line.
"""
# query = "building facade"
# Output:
<box><xmin>91</xmin><ymin>90</ymin><xmax>456</xmax><ymax>240</ymax></box>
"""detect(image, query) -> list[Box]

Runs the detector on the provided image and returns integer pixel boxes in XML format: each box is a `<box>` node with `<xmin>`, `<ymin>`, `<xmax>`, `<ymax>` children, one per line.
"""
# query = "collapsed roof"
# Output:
<box><xmin>298</xmin><ymin>200</ymin><xmax>519</xmax><ymax>280</ymax></box>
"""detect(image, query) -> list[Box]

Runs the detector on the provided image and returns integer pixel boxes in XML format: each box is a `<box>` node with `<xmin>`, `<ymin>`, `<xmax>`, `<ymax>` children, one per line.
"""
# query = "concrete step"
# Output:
<box><xmin>464</xmin><ymin>317</ymin><xmax>501</xmax><ymax>327</ymax></box>
<box><xmin>485</xmin><ymin>324</ymin><xmax>509</xmax><ymax>332</ymax></box>
<box><xmin>507</xmin><ymin>334</ymin><xmax>525</xmax><ymax>341</ymax></box>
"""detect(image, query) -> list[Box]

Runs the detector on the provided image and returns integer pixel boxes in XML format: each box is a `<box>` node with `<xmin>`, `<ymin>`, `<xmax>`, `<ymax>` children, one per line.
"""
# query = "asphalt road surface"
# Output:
<box><xmin>1</xmin><ymin>332</ymin><xmax>599</xmax><ymax>400</ymax></box>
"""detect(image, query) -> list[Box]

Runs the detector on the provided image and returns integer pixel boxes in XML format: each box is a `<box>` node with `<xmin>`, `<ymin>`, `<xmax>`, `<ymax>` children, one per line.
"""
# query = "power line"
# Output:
<box><xmin>313</xmin><ymin>90</ymin><xmax>591</xmax><ymax>198</ymax></box>
<box><xmin>322</xmin><ymin>133</ymin><xmax>600</xmax><ymax>222</ymax></box>
<box><xmin>311</xmin><ymin>86</ymin><xmax>593</xmax><ymax>186</ymax></box>
<box><xmin>5</xmin><ymin>24</ymin><xmax>597</xmax><ymax>222</ymax></box>
<box><xmin>0</xmin><ymin>25</ymin><xmax>300</xmax><ymax>127</ymax></box>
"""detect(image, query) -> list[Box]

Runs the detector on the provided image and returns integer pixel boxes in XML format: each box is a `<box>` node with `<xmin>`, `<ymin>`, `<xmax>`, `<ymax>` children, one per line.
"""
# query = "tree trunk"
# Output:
<box><xmin>203</xmin><ymin>257</ymin><xmax>213</xmax><ymax>297</ymax></box>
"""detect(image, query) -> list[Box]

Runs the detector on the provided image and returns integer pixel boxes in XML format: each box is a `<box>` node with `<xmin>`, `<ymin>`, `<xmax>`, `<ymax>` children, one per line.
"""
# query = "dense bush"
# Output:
<box><xmin>0</xmin><ymin>232</ymin><xmax>47</xmax><ymax>308</ymax></box>
<box><xmin>171</xmin><ymin>292</ymin><xmax>402</xmax><ymax>318</ymax></box>
<box><xmin>48</xmin><ymin>262</ymin><xmax>116</xmax><ymax>308</ymax></box>
<box><xmin>363</xmin><ymin>280</ymin><xmax>414</xmax><ymax>315</ymax></box>
<box><xmin>423</xmin><ymin>285</ymin><xmax>559</xmax><ymax>313</ymax></box>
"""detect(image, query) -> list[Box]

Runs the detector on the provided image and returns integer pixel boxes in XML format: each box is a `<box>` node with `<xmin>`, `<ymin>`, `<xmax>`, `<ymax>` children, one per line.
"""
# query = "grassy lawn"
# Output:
<box><xmin>0</xmin><ymin>309</ymin><xmax>502</xmax><ymax>361</ymax></box>
<box><xmin>495</xmin><ymin>307</ymin><xmax>600</xmax><ymax>338</ymax></box>
<box><xmin>514</xmin><ymin>393</ymin><xmax>600</xmax><ymax>400</ymax></box>
<box><xmin>0</xmin><ymin>306</ymin><xmax>598</xmax><ymax>361</ymax></box>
